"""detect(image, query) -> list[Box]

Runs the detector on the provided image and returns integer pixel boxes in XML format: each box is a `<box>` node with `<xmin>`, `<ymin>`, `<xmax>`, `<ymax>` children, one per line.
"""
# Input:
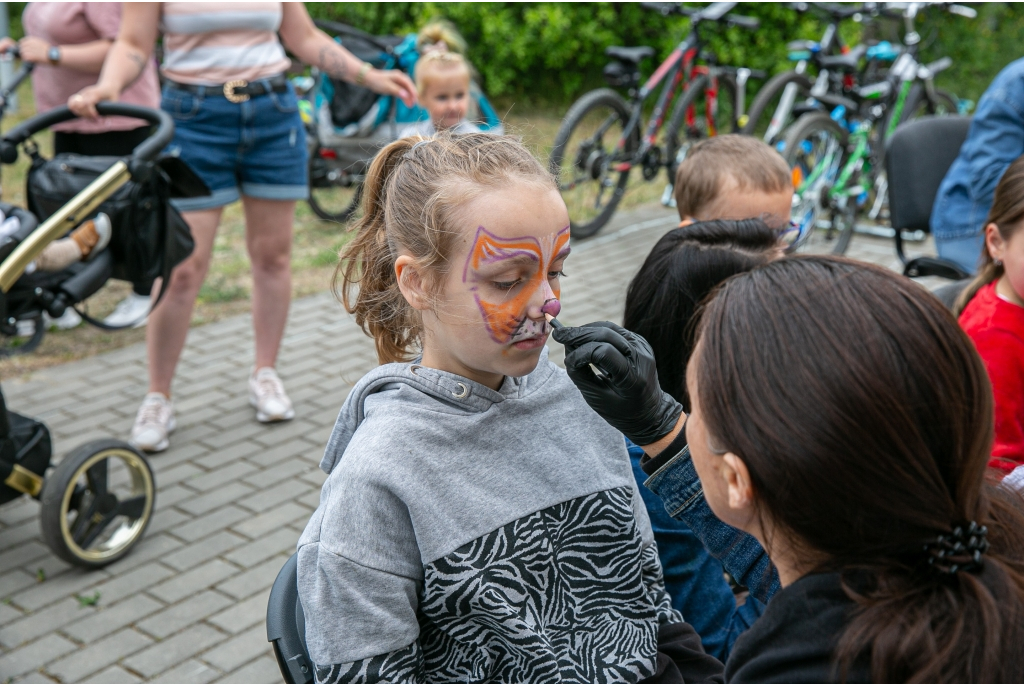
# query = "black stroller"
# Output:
<box><xmin>0</xmin><ymin>98</ymin><xmax>203</xmax><ymax>568</ymax></box>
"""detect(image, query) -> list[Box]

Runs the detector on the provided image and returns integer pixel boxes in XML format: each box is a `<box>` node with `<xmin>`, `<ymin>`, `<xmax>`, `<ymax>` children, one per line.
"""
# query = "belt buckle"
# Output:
<box><xmin>224</xmin><ymin>79</ymin><xmax>249</xmax><ymax>103</ymax></box>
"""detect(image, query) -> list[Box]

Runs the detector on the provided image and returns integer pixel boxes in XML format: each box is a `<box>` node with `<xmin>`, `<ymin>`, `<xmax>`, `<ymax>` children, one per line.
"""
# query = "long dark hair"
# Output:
<box><xmin>955</xmin><ymin>154</ymin><xmax>1024</xmax><ymax>314</ymax></box>
<box><xmin>623</xmin><ymin>219</ymin><xmax>778</xmax><ymax>411</ymax></box>
<box><xmin>694</xmin><ymin>256</ymin><xmax>1024</xmax><ymax>682</ymax></box>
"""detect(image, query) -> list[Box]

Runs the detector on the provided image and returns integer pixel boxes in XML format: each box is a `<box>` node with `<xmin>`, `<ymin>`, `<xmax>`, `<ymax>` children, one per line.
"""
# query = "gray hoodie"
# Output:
<box><xmin>297</xmin><ymin>349</ymin><xmax>681</xmax><ymax>683</ymax></box>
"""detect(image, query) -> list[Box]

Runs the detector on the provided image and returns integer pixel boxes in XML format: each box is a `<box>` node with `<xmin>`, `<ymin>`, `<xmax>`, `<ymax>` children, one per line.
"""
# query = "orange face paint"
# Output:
<box><xmin>462</xmin><ymin>226</ymin><xmax>570</xmax><ymax>344</ymax></box>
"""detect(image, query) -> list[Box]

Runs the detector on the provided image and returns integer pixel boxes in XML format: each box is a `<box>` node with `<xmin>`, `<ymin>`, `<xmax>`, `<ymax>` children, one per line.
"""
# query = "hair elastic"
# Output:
<box><xmin>924</xmin><ymin>521</ymin><xmax>989</xmax><ymax>575</ymax></box>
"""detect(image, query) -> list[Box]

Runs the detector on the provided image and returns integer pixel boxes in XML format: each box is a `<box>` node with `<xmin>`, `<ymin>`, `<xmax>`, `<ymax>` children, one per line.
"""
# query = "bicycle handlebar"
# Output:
<box><xmin>640</xmin><ymin>2</ymin><xmax>758</xmax><ymax>29</ymax></box>
<box><xmin>0</xmin><ymin>103</ymin><xmax>173</xmax><ymax>168</ymax></box>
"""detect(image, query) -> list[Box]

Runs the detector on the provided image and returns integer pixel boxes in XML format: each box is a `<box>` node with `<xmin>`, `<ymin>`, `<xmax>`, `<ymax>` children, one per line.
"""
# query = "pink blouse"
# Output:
<box><xmin>23</xmin><ymin>2</ymin><xmax>160</xmax><ymax>134</ymax></box>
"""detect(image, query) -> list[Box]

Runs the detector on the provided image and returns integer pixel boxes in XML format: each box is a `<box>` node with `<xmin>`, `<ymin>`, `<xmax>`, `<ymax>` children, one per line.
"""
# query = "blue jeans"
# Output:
<box><xmin>161</xmin><ymin>79</ymin><xmax>309</xmax><ymax>211</ymax></box>
<box><xmin>935</xmin><ymin>232</ymin><xmax>985</xmax><ymax>275</ymax></box>
<box><xmin>629</xmin><ymin>441</ymin><xmax>766</xmax><ymax>662</ymax></box>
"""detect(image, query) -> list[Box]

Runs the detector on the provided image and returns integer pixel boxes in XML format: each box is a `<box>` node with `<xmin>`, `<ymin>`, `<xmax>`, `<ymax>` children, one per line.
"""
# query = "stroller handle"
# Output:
<box><xmin>0</xmin><ymin>103</ymin><xmax>173</xmax><ymax>169</ymax></box>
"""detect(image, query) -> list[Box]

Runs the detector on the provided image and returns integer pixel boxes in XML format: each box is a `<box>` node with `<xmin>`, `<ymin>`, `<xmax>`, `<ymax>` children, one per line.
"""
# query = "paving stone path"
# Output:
<box><xmin>0</xmin><ymin>203</ymin><xmax>938</xmax><ymax>684</ymax></box>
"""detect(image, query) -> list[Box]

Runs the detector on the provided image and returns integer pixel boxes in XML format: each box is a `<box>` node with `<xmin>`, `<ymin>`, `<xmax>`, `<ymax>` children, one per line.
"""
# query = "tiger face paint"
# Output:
<box><xmin>462</xmin><ymin>225</ymin><xmax>570</xmax><ymax>345</ymax></box>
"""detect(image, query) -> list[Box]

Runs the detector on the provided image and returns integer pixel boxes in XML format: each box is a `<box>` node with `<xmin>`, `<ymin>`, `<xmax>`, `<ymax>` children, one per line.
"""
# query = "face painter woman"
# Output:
<box><xmin>68</xmin><ymin>2</ymin><xmax>416</xmax><ymax>453</ymax></box>
<box><xmin>551</xmin><ymin>256</ymin><xmax>1024</xmax><ymax>683</ymax></box>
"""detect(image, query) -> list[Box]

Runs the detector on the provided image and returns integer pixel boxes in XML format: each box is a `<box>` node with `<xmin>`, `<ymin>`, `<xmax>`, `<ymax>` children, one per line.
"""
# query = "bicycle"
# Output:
<box><xmin>742</xmin><ymin>3</ymin><xmax>870</xmax><ymax>145</ymax></box>
<box><xmin>780</xmin><ymin>1</ymin><xmax>974</xmax><ymax>254</ymax></box>
<box><xmin>549</xmin><ymin>1</ymin><xmax>762</xmax><ymax>239</ymax></box>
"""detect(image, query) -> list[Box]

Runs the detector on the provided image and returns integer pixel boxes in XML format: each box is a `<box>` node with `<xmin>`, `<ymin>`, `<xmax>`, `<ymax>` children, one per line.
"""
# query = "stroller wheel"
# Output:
<box><xmin>39</xmin><ymin>439</ymin><xmax>154</xmax><ymax>569</ymax></box>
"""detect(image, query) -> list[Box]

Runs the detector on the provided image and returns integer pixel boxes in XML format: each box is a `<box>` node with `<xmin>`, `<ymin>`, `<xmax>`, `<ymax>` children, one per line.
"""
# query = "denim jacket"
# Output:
<box><xmin>641</xmin><ymin>443</ymin><xmax>782</xmax><ymax>606</ymax></box>
<box><xmin>932</xmin><ymin>57</ymin><xmax>1024</xmax><ymax>241</ymax></box>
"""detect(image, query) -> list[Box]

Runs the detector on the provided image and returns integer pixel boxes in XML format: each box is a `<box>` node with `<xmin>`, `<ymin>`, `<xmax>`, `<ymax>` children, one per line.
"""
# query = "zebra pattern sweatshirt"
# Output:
<box><xmin>297</xmin><ymin>349</ymin><xmax>688</xmax><ymax>683</ymax></box>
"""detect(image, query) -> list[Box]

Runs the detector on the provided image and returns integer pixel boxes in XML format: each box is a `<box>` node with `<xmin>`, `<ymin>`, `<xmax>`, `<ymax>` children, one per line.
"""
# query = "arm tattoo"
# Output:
<box><xmin>125</xmin><ymin>49</ymin><xmax>146</xmax><ymax>87</ymax></box>
<box><xmin>318</xmin><ymin>45</ymin><xmax>350</xmax><ymax>81</ymax></box>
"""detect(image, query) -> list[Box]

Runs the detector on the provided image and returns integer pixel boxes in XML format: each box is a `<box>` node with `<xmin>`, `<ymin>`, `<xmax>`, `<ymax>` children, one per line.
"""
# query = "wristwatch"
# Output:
<box><xmin>47</xmin><ymin>45</ymin><xmax>60</xmax><ymax>65</ymax></box>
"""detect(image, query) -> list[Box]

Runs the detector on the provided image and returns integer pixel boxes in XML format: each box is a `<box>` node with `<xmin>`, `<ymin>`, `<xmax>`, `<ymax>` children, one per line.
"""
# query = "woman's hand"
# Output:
<box><xmin>16</xmin><ymin>37</ymin><xmax>53</xmax><ymax>64</ymax></box>
<box><xmin>68</xmin><ymin>84</ymin><xmax>119</xmax><ymax>118</ymax></box>
<box><xmin>0</xmin><ymin>37</ymin><xmax>16</xmax><ymax>56</ymax></box>
<box><xmin>362</xmin><ymin>68</ymin><xmax>417</xmax><ymax>108</ymax></box>
<box><xmin>551</xmin><ymin>321</ymin><xmax>684</xmax><ymax>447</ymax></box>
<box><xmin>278</xmin><ymin>3</ymin><xmax>417</xmax><ymax>108</ymax></box>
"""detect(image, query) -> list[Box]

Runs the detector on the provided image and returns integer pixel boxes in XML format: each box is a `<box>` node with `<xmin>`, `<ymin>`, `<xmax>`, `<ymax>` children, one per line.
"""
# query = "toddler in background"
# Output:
<box><xmin>957</xmin><ymin>154</ymin><xmax>1024</xmax><ymax>475</ymax></box>
<box><xmin>400</xmin><ymin>49</ymin><xmax>479</xmax><ymax>137</ymax></box>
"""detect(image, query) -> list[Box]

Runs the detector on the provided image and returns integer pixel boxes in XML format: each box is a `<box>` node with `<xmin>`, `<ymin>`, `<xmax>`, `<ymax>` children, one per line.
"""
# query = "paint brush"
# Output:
<box><xmin>545</xmin><ymin>313</ymin><xmax>608</xmax><ymax>379</ymax></box>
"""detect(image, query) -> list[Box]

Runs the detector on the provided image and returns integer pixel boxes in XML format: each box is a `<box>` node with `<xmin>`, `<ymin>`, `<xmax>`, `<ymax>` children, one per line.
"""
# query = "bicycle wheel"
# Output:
<box><xmin>549</xmin><ymin>88</ymin><xmax>637</xmax><ymax>239</ymax></box>
<box><xmin>665</xmin><ymin>73</ymin><xmax>740</xmax><ymax>186</ymax></box>
<box><xmin>307</xmin><ymin>149</ymin><xmax>363</xmax><ymax>223</ymax></box>
<box><xmin>742</xmin><ymin>71</ymin><xmax>814</xmax><ymax>145</ymax></box>
<box><xmin>781</xmin><ymin>112</ymin><xmax>854</xmax><ymax>255</ymax></box>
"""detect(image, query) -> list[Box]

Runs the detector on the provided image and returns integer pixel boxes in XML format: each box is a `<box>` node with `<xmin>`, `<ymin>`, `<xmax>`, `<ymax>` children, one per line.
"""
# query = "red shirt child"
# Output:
<box><xmin>959</xmin><ymin>281</ymin><xmax>1024</xmax><ymax>473</ymax></box>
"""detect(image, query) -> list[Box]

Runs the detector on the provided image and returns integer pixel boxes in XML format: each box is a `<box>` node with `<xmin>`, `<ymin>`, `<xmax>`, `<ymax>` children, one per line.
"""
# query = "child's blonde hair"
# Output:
<box><xmin>416</xmin><ymin>19</ymin><xmax>467</xmax><ymax>55</ymax></box>
<box><xmin>415</xmin><ymin>51</ymin><xmax>471</xmax><ymax>96</ymax></box>
<box><xmin>336</xmin><ymin>132</ymin><xmax>555</xmax><ymax>364</ymax></box>
<box><xmin>955</xmin><ymin>154</ymin><xmax>1024</xmax><ymax>314</ymax></box>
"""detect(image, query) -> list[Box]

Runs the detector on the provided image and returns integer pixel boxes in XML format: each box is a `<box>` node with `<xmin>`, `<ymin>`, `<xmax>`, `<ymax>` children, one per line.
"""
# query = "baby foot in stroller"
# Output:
<box><xmin>74</xmin><ymin>212</ymin><xmax>112</xmax><ymax>262</ymax></box>
<box><xmin>31</xmin><ymin>212</ymin><xmax>111</xmax><ymax>272</ymax></box>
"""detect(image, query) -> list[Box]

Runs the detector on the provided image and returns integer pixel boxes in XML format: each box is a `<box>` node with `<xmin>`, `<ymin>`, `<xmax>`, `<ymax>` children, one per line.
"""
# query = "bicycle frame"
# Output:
<box><xmin>613</xmin><ymin>32</ymin><xmax>716</xmax><ymax>170</ymax></box>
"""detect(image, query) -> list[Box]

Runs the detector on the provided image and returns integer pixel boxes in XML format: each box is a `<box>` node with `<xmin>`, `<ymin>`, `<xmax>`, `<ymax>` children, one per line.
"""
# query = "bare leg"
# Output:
<box><xmin>242</xmin><ymin>197</ymin><xmax>294</xmax><ymax>370</ymax></box>
<box><xmin>146</xmin><ymin>207</ymin><xmax>223</xmax><ymax>396</ymax></box>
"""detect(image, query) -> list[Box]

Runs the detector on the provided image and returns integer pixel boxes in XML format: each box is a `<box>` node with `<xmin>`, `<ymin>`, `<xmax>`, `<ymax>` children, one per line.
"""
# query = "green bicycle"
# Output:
<box><xmin>781</xmin><ymin>1</ymin><xmax>973</xmax><ymax>254</ymax></box>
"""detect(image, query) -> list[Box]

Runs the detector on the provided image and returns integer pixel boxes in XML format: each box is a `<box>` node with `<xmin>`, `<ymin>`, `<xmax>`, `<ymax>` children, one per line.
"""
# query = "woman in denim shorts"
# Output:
<box><xmin>70</xmin><ymin>2</ymin><xmax>415</xmax><ymax>452</ymax></box>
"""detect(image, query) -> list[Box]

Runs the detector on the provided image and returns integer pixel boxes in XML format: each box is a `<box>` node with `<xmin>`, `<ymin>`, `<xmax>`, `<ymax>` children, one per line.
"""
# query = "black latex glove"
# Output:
<box><xmin>551</xmin><ymin>321</ymin><xmax>684</xmax><ymax>446</ymax></box>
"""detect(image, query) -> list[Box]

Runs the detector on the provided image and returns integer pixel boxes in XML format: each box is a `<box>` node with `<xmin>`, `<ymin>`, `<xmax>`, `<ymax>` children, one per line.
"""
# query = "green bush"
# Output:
<box><xmin>6</xmin><ymin>3</ymin><xmax>1017</xmax><ymax>108</ymax></box>
<box><xmin>307</xmin><ymin>2</ymin><xmax>1022</xmax><ymax>107</ymax></box>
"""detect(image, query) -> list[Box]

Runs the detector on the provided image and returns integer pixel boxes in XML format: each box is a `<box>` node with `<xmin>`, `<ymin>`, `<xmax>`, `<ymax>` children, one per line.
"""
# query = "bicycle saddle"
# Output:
<box><xmin>605</xmin><ymin>46</ymin><xmax>656</xmax><ymax>64</ymax></box>
<box><xmin>818</xmin><ymin>44</ymin><xmax>867</xmax><ymax>72</ymax></box>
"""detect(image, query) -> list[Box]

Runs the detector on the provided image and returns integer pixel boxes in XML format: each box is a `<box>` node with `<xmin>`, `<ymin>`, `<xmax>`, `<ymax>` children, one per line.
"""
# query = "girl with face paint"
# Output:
<box><xmin>295</xmin><ymin>132</ymin><xmax>724</xmax><ymax>683</ymax></box>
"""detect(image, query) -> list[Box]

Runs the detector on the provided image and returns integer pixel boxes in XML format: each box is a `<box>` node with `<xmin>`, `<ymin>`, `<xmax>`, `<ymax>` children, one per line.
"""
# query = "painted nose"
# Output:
<box><xmin>529</xmin><ymin>279</ymin><xmax>560</xmax><ymax>319</ymax></box>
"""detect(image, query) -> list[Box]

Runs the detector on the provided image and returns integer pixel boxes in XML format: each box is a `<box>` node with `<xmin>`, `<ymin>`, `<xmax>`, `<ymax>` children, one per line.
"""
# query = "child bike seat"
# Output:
<box><xmin>605</xmin><ymin>46</ymin><xmax>656</xmax><ymax>64</ymax></box>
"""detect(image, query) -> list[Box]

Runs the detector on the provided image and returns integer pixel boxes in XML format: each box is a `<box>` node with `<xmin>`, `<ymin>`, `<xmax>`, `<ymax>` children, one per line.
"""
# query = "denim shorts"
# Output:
<box><xmin>162</xmin><ymin>78</ymin><xmax>309</xmax><ymax>212</ymax></box>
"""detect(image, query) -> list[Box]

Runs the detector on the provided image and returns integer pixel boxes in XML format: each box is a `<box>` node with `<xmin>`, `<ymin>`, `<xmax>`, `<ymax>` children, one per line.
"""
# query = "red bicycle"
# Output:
<box><xmin>549</xmin><ymin>1</ymin><xmax>762</xmax><ymax>238</ymax></box>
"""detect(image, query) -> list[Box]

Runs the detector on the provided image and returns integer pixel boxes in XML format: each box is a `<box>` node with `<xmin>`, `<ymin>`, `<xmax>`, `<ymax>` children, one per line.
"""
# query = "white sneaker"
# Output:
<box><xmin>249</xmin><ymin>367</ymin><xmax>295</xmax><ymax>423</ymax></box>
<box><xmin>130</xmin><ymin>392</ymin><xmax>176</xmax><ymax>453</ymax></box>
<box><xmin>47</xmin><ymin>308</ymin><xmax>82</xmax><ymax>330</ymax></box>
<box><xmin>14</xmin><ymin>308</ymin><xmax>82</xmax><ymax>336</ymax></box>
<box><xmin>104</xmin><ymin>292</ymin><xmax>151</xmax><ymax>328</ymax></box>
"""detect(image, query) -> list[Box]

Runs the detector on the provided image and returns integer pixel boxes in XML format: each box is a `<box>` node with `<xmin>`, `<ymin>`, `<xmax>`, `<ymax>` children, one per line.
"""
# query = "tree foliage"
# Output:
<box><xmin>306</xmin><ymin>2</ymin><xmax>1022</xmax><ymax>107</ymax></box>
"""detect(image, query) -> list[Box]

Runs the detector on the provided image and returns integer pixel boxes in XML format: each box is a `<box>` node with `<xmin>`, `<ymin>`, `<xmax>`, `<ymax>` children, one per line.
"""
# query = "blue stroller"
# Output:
<box><xmin>301</xmin><ymin>20</ymin><xmax>504</xmax><ymax>222</ymax></box>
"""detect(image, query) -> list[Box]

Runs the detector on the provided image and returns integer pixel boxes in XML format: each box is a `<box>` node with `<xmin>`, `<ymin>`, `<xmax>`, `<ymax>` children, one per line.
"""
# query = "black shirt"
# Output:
<box><xmin>726</xmin><ymin>572</ymin><xmax>868</xmax><ymax>683</ymax></box>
